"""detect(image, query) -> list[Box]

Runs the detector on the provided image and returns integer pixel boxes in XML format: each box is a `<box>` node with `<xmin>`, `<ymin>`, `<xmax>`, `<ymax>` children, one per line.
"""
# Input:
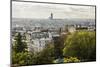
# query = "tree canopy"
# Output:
<box><xmin>63</xmin><ymin>31</ymin><xmax>96</xmax><ymax>61</ymax></box>
<box><xmin>13</xmin><ymin>33</ymin><xmax>27</xmax><ymax>53</ymax></box>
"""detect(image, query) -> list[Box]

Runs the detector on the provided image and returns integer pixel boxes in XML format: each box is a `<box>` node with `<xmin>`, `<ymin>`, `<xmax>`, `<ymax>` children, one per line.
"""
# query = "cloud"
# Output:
<box><xmin>12</xmin><ymin>1</ymin><xmax>95</xmax><ymax>19</ymax></box>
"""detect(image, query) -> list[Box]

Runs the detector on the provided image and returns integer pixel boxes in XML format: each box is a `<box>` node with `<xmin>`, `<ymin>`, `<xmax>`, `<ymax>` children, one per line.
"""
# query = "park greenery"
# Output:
<box><xmin>12</xmin><ymin>31</ymin><xmax>96</xmax><ymax>66</ymax></box>
<box><xmin>63</xmin><ymin>31</ymin><xmax>96</xmax><ymax>61</ymax></box>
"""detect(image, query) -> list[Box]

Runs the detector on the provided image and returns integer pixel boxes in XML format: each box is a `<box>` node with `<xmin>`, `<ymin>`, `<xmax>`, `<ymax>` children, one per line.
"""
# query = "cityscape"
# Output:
<box><xmin>12</xmin><ymin>13</ymin><xmax>95</xmax><ymax>53</ymax></box>
<box><xmin>12</xmin><ymin>0</ymin><xmax>96</xmax><ymax>66</ymax></box>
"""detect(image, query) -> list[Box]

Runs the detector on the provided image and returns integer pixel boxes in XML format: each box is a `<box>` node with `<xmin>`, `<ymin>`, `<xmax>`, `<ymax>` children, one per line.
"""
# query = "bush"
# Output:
<box><xmin>64</xmin><ymin>57</ymin><xmax>80</xmax><ymax>63</ymax></box>
<box><xmin>12</xmin><ymin>51</ymin><xmax>35</xmax><ymax>66</ymax></box>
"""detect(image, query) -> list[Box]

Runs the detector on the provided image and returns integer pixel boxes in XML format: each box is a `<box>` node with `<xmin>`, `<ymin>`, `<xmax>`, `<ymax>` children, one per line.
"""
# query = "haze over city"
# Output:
<box><xmin>12</xmin><ymin>1</ymin><xmax>95</xmax><ymax>19</ymax></box>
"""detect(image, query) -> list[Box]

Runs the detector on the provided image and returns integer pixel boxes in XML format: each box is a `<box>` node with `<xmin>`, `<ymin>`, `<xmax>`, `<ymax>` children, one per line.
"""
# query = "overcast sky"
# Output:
<box><xmin>12</xmin><ymin>1</ymin><xmax>95</xmax><ymax>19</ymax></box>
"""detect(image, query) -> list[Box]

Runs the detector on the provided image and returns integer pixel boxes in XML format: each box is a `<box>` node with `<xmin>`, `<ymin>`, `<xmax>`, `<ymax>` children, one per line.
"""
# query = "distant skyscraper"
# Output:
<box><xmin>49</xmin><ymin>13</ymin><xmax>53</xmax><ymax>20</ymax></box>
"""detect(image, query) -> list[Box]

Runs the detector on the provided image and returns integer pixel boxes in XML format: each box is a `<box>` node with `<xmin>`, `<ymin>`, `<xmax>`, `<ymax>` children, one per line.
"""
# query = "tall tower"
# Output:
<box><xmin>49</xmin><ymin>13</ymin><xmax>53</xmax><ymax>20</ymax></box>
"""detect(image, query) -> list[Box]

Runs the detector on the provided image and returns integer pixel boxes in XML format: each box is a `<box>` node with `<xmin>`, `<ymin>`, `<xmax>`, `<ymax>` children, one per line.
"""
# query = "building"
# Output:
<box><xmin>49</xmin><ymin>13</ymin><xmax>53</xmax><ymax>20</ymax></box>
<box><xmin>65</xmin><ymin>25</ymin><xmax>76</xmax><ymax>33</ymax></box>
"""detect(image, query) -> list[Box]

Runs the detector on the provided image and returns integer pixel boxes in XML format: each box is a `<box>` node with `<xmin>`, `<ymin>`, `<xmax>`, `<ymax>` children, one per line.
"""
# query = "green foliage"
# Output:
<box><xmin>12</xmin><ymin>32</ymin><xmax>56</xmax><ymax>65</ymax></box>
<box><xmin>32</xmin><ymin>44</ymin><xmax>55</xmax><ymax>64</ymax></box>
<box><xmin>13</xmin><ymin>33</ymin><xmax>27</xmax><ymax>53</ymax></box>
<box><xmin>12</xmin><ymin>31</ymin><xmax>96</xmax><ymax>66</ymax></box>
<box><xmin>12</xmin><ymin>51</ymin><xmax>35</xmax><ymax>66</ymax></box>
<box><xmin>12</xmin><ymin>32</ymin><xmax>29</xmax><ymax>66</ymax></box>
<box><xmin>12</xmin><ymin>43</ymin><xmax>55</xmax><ymax>66</ymax></box>
<box><xmin>12</xmin><ymin>51</ymin><xmax>27</xmax><ymax>66</ymax></box>
<box><xmin>63</xmin><ymin>31</ymin><xmax>96</xmax><ymax>61</ymax></box>
<box><xmin>53</xmin><ymin>36</ymin><xmax>64</xmax><ymax>59</ymax></box>
<box><xmin>63</xmin><ymin>57</ymin><xmax>80</xmax><ymax>63</ymax></box>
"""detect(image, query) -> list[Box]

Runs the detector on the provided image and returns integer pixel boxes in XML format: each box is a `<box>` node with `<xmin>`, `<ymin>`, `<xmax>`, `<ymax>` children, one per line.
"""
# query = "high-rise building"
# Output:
<box><xmin>49</xmin><ymin>13</ymin><xmax>53</xmax><ymax>20</ymax></box>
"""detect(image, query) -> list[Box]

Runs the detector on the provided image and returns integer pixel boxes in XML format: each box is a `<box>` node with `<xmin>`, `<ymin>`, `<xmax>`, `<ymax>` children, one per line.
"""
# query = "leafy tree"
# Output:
<box><xmin>53</xmin><ymin>36</ymin><xmax>64</xmax><ymax>59</ymax></box>
<box><xmin>12</xmin><ymin>51</ymin><xmax>35</xmax><ymax>66</ymax></box>
<box><xmin>13</xmin><ymin>33</ymin><xmax>27</xmax><ymax>53</ymax></box>
<box><xmin>12</xmin><ymin>32</ymin><xmax>56</xmax><ymax>65</ymax></box>
<box><xmin>12</xmin><ymin>51</ymin><xmax>27</xmax><ymax>66</ymax></box>
<box><xmin>32</xmin><ymin>44</ymin><xmax>55</xmax><ymax>64</ymax></box>
<box><xmin>63</xmin><ymin>31</ymin><xmax>96</xmax><ymax>61</ymax></box>
<box><xmin>12</xmin><ymin>32</ymin><xmax>29</xmax><ymax>66</ymax></box>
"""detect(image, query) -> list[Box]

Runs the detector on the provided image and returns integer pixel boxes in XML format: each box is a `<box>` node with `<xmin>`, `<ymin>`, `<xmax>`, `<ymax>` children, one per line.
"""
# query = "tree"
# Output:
<box><xmin>53</xmin><ymin>36</ymin><xmax>64</xmax><ymax>59</ymax></box>
<box><xmin>12</xmin><ymin>32</ymin><xmax>29</xmax><ymax>66</ymax></box>
<box><xmin>12</xmin><ymin>32</ymin><xmax>55</xmax><ymax>65</ymax></box>
<box><xmin>63</xmin><ymin>31</ymin><xmax>96</xmax><ymax>61</ymax></box>
<box><xmin>32</xmin><ymin>44</ymin><xmax>55</xmax><ymax>64</ymax></box>
<box><xmin>13</xmin><ymin>33</ymin><xmax>27</xmax><ymax>53</ymax></box>
<box><xmin>12</xmin><ymin>51</ymin><xmax>35</xmax><ymax>66</ymax></box>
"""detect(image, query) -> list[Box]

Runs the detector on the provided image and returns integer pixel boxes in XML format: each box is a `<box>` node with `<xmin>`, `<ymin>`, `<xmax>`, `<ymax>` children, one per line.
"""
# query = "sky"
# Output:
<box><xmin>12</xmin><ymin>1</ymin><xmax>95</xmax><ymax>19</ymax></box>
